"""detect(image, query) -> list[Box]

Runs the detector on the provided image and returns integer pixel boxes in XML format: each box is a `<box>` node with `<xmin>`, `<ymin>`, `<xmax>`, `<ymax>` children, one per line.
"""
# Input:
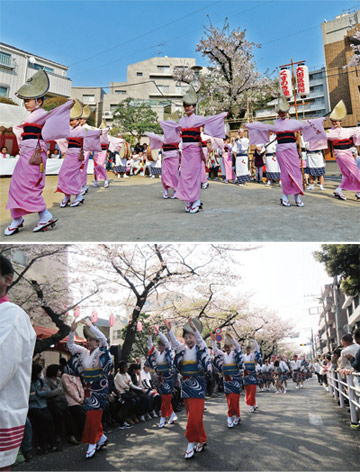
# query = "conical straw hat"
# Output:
<box><xmin>70</xmin><ymin>99</ymin><xmax>83</xmax><ymax>120</ymax></box>
<box><xmin>99</xmin><ymin>120</ymin><xmax>107</xmax><ymax>129</ymax></box>
<box><xmin>275</xmin><ymin>96</ymin><xmax>290</xmax><ymax>113</ymax></box>
<box><xmin>329</xmin><ymin>100</ymin><xmax>347</xmax><ymax>121</ymax></box>
<box><xmin>182</xmin><ymin>85</ymin><xmax>197</xmax><ymax>105</ymax></box>
<box><xmin>81</xmin><ymin>104</ymin><xmax>91</xmax><ymax>120</ymax></box>
<box><xmin>16</xmin><ymin>69</ymin><xmax>50</xmax><ymax>99</ymax></box>
<box><xmin>183</xmin><ymin>318</ymin><xmax>203</xmax><ymax>334</ymax></box>
<box><xmin>224</xmin><ymin>334</ymin><xmax>233</xmax><ymax>346</ymax></box>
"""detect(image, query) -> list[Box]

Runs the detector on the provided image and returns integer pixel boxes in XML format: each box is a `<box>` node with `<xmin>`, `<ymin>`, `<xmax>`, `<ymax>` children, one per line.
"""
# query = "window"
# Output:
<box><xmin>175</xmin><ymin>85</ymin><xmax>186</xmax><ymax>94</ymax></box>
<box><xmin>0</xmin><ymin>52</ymin><xmax>11</xmax><ymax>66</ymax></box>
<box><xmin>157</xmin><ymin>65</ymin><xmax>170</xmax><ymax>73</ymax></box>
<box><xmin>354</xmin><ymin>295</ymin><xmax>359</xmax><ymax>308</ymax></box>
<box><xmin>110</xmin><ymin>104</ymin><xmax>119</xmax><ymax>111</ymax></box>
<box><xmin>115</xmin><ymin>90</ymin><xmax>127</xmax><ymax>95</ymax></box>
<box><xmin>157</xmin><ymin>85</ymin><xmax>169</xmax><ymax>94</ymax></box>
<box><xmin>311</xmin><ymin>72</ymin><xmax>323</xmax><ymax>80</ymax></box>
<box><xmin>83</xmin><ymin>94</ymin><xmax>95</xmax><ymax>104</ymax></box>
<box><xmin>33</xmin><ymin>63</ymin><xmax>54</xmax><ymax>74</ymax></box>
<box><xmin>0</xmin><ymin>86</ymin><xmax>8</xmax><ymax>97</ymax></box>
<box><xmin>348</xmin><ymin>305</ymin><xmax>353</xmax><ymax>317</ymax></box>
<box><xmin>137</xmin><ymin>72</ymin><xmax>143</xmax><ymax>77</ymax></box>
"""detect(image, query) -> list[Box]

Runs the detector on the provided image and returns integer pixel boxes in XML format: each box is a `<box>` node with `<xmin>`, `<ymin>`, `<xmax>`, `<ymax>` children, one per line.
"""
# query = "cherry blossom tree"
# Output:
<box><xmin>173</xmin><ymin>18</ymin><xmax>276</xmax><ymax>119</ymax></box>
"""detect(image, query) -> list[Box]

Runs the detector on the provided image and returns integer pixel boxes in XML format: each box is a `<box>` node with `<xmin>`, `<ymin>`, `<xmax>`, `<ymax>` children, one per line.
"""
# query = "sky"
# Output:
<box><xmin>2</xmin><ymin>0</ymin><xmax>360</xmax><ymax>88</ymax></box>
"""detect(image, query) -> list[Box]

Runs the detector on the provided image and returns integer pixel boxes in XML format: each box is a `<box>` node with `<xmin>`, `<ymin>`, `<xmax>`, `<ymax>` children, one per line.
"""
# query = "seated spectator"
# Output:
<box><xmin>51</xmin><ymin>149</ymin><xmax>61</xmax><ymax>159</ymax></box>
<box><xmin>45</xmin><ymin>364</ymin><xmax>78</xmax><ymax>446</ymax></box>
<box><xmin>128</xmin><ymin>363</ymin><xmax>154</xmax><ymax>421</ymax></box>
<box><xmin>61</xmin><ymin>356</ymin><xmax>86</xmax><ymax>441</ymax></box>
<box><xmin>28</xmin><ymin>363</ymin><xmax>58</xmax><ymax>454</ymax></box>
<box><xmin>1</xmin><ymin>146</ymin><xmax>10</xmax><ymax>158</ymax></box>
<box><xmin>140</xmin><ymin>362</ymin><xmax>161</xmax><ymax>416</ymax></box>
<box><xmin>114</xmin><ymin>361</ymin><xmax>144</xmax><ymax>424</ymax></box>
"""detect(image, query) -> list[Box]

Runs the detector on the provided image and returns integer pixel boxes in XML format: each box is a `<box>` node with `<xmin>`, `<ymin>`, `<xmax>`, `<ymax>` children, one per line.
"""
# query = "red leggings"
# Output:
<box><xmin>160</xmin><ymin>393</ymin><xmax>173</xmax><ymax>418</ymax></box>
<box><xmin>184</xmin><ymin>398</ymin><xmax>207</xmax><ymax>444</ymax></box>
<box><xmin>81</xmin><ymin>410</ymin><xmax>103</xmax><ymax>444</ymax></box>
<box><xmin>226</xmin><ymin>393</ymin><xmax>240</xmax><ymax>417</ymax></box>
<box><xmin>245</xmin><ymin>384</ymin><xmax>257</xmax><ymax>406</ymax></box>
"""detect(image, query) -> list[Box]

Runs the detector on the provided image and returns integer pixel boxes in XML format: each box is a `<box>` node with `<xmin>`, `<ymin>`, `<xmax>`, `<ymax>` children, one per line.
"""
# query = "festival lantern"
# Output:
<box><xmin>74</xmin><ymin>306</ymin><xmax>80</xmax><ymax>318</ymax></box>
<box><xmin>295</xmin><ymin>64</ymin><xmax>309</xmax><ymax>98</ymax></box>
<box><xmin>91</xmin><ymin>311</ymin><xmax>98</xmax><ymax>323</ymax></box>
<box><xmin>109</xmin><ymin>314</ymin><xmax>115</xmax><ymax>327</ymax></box>
<box><xmin>279</xmin><ymin>68</ymin><xmax>293</xmax><ymax>98</ymax></box>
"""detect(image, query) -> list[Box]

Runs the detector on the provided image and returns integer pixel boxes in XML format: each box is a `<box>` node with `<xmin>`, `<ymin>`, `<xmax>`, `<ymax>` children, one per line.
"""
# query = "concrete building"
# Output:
<box><xmin>321</xmin><ymin>10</ymin><xmax>360</xmax><ymax>127</ymax></box>
<box><xmin>0</xmin><ymin>42</ymin><xmax>71</xmax><ymax>105</ymax></box>
<box><xmin>342</xmin><ymin>293</ymin><xmax>360</xmax><ymax>330</ymax></box>
<box><xmin>253</xmin><ymin>67</ymin><xmax>330</xmax><ymax>121</ymax></box>
<box><xmin>316</xmin><ymin>283</ymin><xmax>351</xmax><ymax>355</ymax></box>
<box><xmin>71</xmin><ymin>86</ymin><xmax>106</xmax><ymax>127</ymax></box>
<box><xmin>101</xmin><ymin>56</ymin><xmax>196</xmax><ymax>126</ymax></box>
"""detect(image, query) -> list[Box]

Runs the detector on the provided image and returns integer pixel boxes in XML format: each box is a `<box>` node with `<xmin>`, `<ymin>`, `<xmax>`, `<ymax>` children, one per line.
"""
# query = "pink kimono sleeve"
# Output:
<box><xmin>83</xmin><ymin>129</ymin><xmax>102</xmax><ymax>151</ymax></box>
<box><xmin>350</xmin><ymin>127</ymin><xmax>360</xmax><ymax>146</ymax></box>
<box><xmin>159</xmin><ymin>120</ymin><xmax>182</xmax><ymax>143</ymax></box>
<box><xmin>100</xmin><ymin>128</ymin><xmax>109</xmax><ymax>145</ymax></box>
<box><xmin>145</xmin><ymin>132</ymin><xmax>164</xmax><ymax>150</ymax></box>
<box><xmin>301</xmin><ymin>118</ymin><xmax>328</xmax><ymax>151</ymax></box>
<box><xmin>245</xmin><ymin>122</ymin><xmax>272</xmax><ymax>145</ymax></box>
<box><xmin>56</xmin><ymin>138</ymin><xmax>68</xmax><ymax>155</ymax></box>
<box><xmin>203</xmin><ymin>112</ymin><xmax>227</xmax><ymax>139</ymax></box>
<box><xmin>42</xmin><ymin>100</ymin><xmax>73</xmax><ymax>141</ymax></box>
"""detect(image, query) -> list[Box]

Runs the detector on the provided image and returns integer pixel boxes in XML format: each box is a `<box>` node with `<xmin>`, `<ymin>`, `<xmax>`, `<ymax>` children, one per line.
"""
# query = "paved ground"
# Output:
<box><xmin>15</xmin><ymin>379</ymin><xmax>359</xmax><ymax>471</ymax></box>
<box><xmin>1</xmin><ymin>168</ymin><xmax>359</xmax><ymax>242</ymax></box>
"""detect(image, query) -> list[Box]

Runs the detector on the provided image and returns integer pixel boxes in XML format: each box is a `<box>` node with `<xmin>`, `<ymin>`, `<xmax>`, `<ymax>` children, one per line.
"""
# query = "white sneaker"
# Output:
<box><xmin>306</xmin><ymin>184</ymin><xmax>314</xmax><ymax>190</ymax></box>
<box><xmin>168</xmin><ymin>412</ymin><xmax>177</xmax><ymax>424</ymax></box>
<box><xmin>319</xmin><ymin>185</ymin><xmax>324</xmax><ymax>190</ymax></box>
<box><xmin>184</xmin><ymin>442</ymin><xmax>195</xmax><ymax>459</ymax></box>
<box><xmin>227</xmin><ymin>417</ymin><xmax>234</xmax><ymax>428</ymax></box>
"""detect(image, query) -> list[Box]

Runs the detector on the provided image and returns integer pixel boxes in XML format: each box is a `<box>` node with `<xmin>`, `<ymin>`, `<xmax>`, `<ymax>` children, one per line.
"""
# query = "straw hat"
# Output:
<box><xmin>83</xmin><ymin>325</ymin><xmax>101</xmax><ymax>341</ymax></box>
<box><xmin>224</xmin><ymin>334</ymin><xmax>233</xmax><ymax>346</ymax></box>
<box><xmin>70</xmin><ymin>99</ymin><xmax>83</xmax><ymax>120</ymax></box>
<box><xmin>275</xmin><ymin>96</ymin><xmax>290</xmax><ymax>113</ymax></box>
<box><xmin>329</xmin><ymin>100</ymin><xmax>347</xmax><ymax>121</ymax></box>
<box><xmin>16</xmin><ymin>69</ymin><xmax>50</xmax><ymax>99</ymax></box>
<box><xmin>183</xmin><ymin>318</ymin><xmax>203</xmax><ymax>334</ymax></box>
<box><xmin>182</xmin><ymin>85</ymin><xmax>197</xmax><ymax>105</ymax></box>
<box><xmin>81</xmin><ymin>104</ymin><xmax>91</xmax><ymax>120</ymax></box>
<box><xmin>99</xmin><ymin>120</ymin><xmax>107</xmax><ymax>129</ymax></box>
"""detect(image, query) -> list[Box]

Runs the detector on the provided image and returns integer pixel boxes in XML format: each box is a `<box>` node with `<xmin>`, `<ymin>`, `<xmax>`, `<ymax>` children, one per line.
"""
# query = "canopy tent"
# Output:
<box><xmin>0</xmin><ymin>103</ymin><xmax>29</xmax><ymax>128</ymax></box>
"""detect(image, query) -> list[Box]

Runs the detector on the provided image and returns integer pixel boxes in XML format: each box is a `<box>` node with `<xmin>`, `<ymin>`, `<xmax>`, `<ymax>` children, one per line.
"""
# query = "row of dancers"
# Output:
<box><xmin>4</xmin><ymin>71</ymin><xmax>360</xmax><ymax>235</ymax></box>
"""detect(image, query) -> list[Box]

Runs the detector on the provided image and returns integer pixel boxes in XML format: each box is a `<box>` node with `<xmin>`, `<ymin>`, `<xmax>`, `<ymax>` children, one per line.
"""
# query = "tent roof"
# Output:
<box><xmin>0</xmin><ymin>103</ymin><xmax>29</xmax><ymax>128</ymax></box>
<box><xmin>34</xmin><ymin>325</ymin><xmax>86</xmax><ymax>344</ymax></box>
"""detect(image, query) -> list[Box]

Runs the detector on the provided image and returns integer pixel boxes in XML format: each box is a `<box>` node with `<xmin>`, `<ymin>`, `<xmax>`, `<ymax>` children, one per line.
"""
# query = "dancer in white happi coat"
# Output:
<box><xmin>290</xmin><ymin>354</ymin><xmax>303</xmax><ymax>388</ymax></box>
<box><xmin>264</xmin><ymin>133</ymin><xmax>281</xmax><ymax>186</ymax></box>
<box><xmin>0</xmin><ymin>255</ymin><xmax>36</xmax><ymax>469</ymax></box>
<box><xmin>242</xmin><ymin>340</ymin><xmax>262</xmax><ymax>412</ymax></box>
<box><xmin>233</xmin><ymin>128</ymin><xmax>250</xmax><ymax>185</ymax></box>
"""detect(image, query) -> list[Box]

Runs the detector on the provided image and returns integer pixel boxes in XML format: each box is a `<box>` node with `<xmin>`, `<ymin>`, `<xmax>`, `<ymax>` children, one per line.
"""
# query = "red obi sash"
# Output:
<box><xmin>162</xmin><ymin>143</ymin><xmax>179</xmax><ymax>152</ymax></box>
<box><xmin>101</xmin><ymin>143</ymin><xmax>109</xmax><ymax>150</ymax></box>
<box><xmin>333</xmin><ymin>138</ymin><xmax>353</xmax><ymax>150</ymax></box>
<box><xmin>22</xmin><ymin>123</ymin><xmax>43</xmax><ymax>141</ymax></box>
<box><xmin>181</xmin><ymin>127</ymin><xmax>201</xmax><ymax>143</ymax></box>
<box><xmin>68</xmin><ymin>137</ymin><xmax>84</xmax><ymax>148</ymax></box>
<box><xmin>276</xmin><ymin>131</ymin><xmax>296</xmax><ymax>144</ymax></box>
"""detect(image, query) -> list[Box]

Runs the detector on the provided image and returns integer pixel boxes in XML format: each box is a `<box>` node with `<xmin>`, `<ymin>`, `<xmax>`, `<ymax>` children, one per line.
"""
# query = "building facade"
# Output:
<box><xmin>0</xmin><ymin>42</ymin><xmax>71</xmax><ymax>105</ymax></box>
<box><xmin>321</xmin><ymin>10</ymin><xmax>360</xmax><ymax>127</ymax></box>
<box><xmin>101</xmin><ymin>56</ymin><xmax>196</xmax><ymax>126</ymax></box>
<box><xmin>253</xmin><ymin>67</ymin><xmax>330</xmax><ymax>122</ymax></box>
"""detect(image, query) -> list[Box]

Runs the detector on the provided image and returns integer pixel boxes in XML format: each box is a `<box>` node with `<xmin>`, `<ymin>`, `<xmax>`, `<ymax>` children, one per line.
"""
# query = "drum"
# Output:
<box><xmin>146</xmin><ymin>147</ymin><xmax>159</xmax><ymax>162</ymax></box>
<box><xmin>119</xmin><ymin>141</ymin><xmax>130</xmax><ymax>159</ymax></box>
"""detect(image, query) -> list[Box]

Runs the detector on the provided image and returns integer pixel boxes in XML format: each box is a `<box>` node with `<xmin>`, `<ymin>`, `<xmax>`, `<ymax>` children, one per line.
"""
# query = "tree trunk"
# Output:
<box><xmin>121</xmin><ymin>294</ymin><xmax>147</xmax><ymax>360</ymax></box>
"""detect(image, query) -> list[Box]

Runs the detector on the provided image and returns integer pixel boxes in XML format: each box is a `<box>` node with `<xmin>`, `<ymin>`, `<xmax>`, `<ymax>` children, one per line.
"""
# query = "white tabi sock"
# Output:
<box><xmin>282</xmin><ymin>194</ymin><xmax>289</xmax><ymax>203</ymax></box>
<box><xmin>38</xmin><ymin>209</ymin><xmax>52</xmax><ymax>223</ymax></box>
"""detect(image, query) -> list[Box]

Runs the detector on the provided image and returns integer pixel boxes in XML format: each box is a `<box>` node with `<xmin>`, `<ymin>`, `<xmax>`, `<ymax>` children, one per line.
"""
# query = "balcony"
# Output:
<box><xmin>0</xmin><ymin>54</ymin><xmax>16</xmax><ymax>70</ymax></box>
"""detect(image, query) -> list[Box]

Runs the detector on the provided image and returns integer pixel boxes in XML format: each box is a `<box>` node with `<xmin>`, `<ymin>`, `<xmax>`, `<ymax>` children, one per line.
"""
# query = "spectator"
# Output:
<box><xmin>0</xmin><ymin>254</ymin><xmax>36</xmax><ymax>470</ymax></box>
<box><xmin>114</xmin><ymin>361</ymin><xmax>143</xmax><ymax>424</ymax></box>
<box><xmin>51</xmin><ymin>149</ymin><xmax>61</xmax><ymax>159</ymax></box>
<box><xmin>61</xmin><ymin>355</ymin><xmax>86</xmax><ymax>441</ymax></box>
<box><xmin>340</xmin><ymin>333</ymin><xmax>360</xmax><ymax>369</ymax></box>
<box><xmin>1</xmin><ymin>146</ymin><xmax>10</xmax><ymax>158</ymax></box>
<box><xmin>28</xmin><ymin>363</ymin><xmax>58</xmax><ymax>455</ymax></box>
<box><xmin>343</xmin><ymin>329</ymin><xmax>360</xmax><ymax>429</ymax></box>
<box><xmin>140</xmin><ymin>362</ymin><xmax>161</xmax><ymax>417</ymax></box>
<box><xmin>128</xmin><ymin>363</ymin><xmax>154</xmax><ymax>421</ymax></box>
<box><xmin>253</xmin><ymin>145</ymin><xmax>265</xmax><ymax>183</ymax></box>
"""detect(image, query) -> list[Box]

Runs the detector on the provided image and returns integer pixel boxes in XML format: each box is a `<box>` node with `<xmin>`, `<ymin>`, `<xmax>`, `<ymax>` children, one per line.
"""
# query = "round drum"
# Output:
<box><xmin>119</xmin><ymin>141</ymin><xmax>130</xmax><ymax>159</ymax></box>
<box><xmin>147</xmin><ymin>147</ymin><xmax>158</xmax><ymax>161</ymax></box>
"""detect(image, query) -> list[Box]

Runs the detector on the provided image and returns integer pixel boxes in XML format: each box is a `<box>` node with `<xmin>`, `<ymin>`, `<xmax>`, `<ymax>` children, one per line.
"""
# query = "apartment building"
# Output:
<box><xmin>253</xmin><ymin>67</ymin><xmax>330</xmax><ymax>121</ymax></box>
<box><xmin>0</xmin><ymin>42</ymin><xmax>71</xmax><ymax>105</ymax></box>
<box><xmin>101</xmin><ymin>56</ymin><xmax>197</xmax><ymax>126</ymax></box>
<box><xmin>321</xmin><ymin>10</ymin><xmax>360</xmax><ymax>127</ymax></box>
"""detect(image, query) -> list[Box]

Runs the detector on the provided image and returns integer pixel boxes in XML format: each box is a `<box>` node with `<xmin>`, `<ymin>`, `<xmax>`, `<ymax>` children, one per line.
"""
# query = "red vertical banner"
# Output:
<box><xmin>91</xmin><ymin>311</ymin><xmax>98</xmax><ymax>323</ymax></box>
<box><xmin>279</xmin><ymin>68</ymin><xmax>293</xmax><ymax>98</ymax></box>
<box><xmin>109</xmin><ymin>314</ymin><xmax>115</xmax><ymax>327</ymax></box>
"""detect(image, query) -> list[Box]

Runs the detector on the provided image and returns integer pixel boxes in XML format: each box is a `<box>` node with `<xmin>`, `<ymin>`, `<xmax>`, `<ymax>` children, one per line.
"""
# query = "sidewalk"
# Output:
<box><xmin>1</xmin><ymin>173</ymin><xmax>359</xmax><ymax>242</ymax></box>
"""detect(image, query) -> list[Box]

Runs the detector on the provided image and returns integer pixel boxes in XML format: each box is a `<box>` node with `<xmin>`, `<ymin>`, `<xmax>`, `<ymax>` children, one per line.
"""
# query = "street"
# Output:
<box><xmin>15</xmin><ymin>379</ymin><xmax>359</xmax><ymax>471</ymax></box>
<box><xmin>1</xmin><ymin>169</ymin><xmax>359</xmax><ymax>242</ymax></box>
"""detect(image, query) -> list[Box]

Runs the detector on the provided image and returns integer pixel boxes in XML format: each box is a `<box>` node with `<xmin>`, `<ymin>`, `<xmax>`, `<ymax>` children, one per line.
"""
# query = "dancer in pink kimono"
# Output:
<box><xmin>56</xmin><ymin>101</ymin><xmax>101</xmax><ymax>208</ymax></box>
<box><xmin>223</xmin><ymin>137</ymin><xmax>235</xmax><ymax>183</ymax></box>
<box><xmin>245</xmin><ymin>97</ymin><xmax>327</xmax><ymax>207</ymax></box>
<box><xmin>168</xmin><ymin>86</ymin><xmax>227</xmax><ymax>213</ymax></box>
<box><xmin>325</xmin><ymin>100</ymin><xmax>360</xmax><ymax>201</ymax></box>
<box><xmin>5</xmin><ymin>70</ymin><xmax>73</xmax><ymax>236</ymax></box>
<box><xmin>146</xmin><ymin>121</ymin><xmax>181</xmax><ymax>199</ymax></box>
<box><xmin>93</xmin><ymin>122</ymin><xmax>110</xmax><ymax>188</ymax></box>
<box><xmin>79</xmin><ymin>105</ymin><xmax>92</xmax><ymax>196</ymax></box>
<box><xmin>200</xmin><ymin>138</ymin><xmax>209</xmax><ymax>189</ymax></box>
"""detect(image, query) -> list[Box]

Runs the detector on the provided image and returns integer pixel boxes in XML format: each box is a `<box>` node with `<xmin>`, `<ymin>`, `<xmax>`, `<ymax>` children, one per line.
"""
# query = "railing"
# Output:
<box><xmin>327</xmin><ymin>370</ymin><xmax>360</xmax><ymax>426</ymax></box>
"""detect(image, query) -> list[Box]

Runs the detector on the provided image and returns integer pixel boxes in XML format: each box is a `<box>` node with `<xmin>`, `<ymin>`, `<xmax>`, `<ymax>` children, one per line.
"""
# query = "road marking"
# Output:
<box><xmin>308</xmin><ymin>413</ymin><xmax>324</xmax><ymax>426</ymax></box>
